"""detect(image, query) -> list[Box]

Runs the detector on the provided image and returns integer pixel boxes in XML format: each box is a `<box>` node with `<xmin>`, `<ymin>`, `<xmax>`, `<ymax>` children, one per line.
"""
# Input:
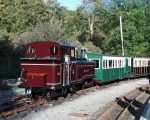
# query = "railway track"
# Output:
<box><xmin>0</xmin><ymin>83</ymin><xmax>94</xmax><ymax>119</ymax></box>
<box><xmin>0</xmin><ymin>79</ymin><xmax>148</xmax><ymax>120</ymax></box>
<box><xmin>0</xmin><ymin>95</ymin><xmax>47</xmax><ymax>119</ymax></box>
<box><xmin>97</xmin><ymin>85</ymin><xmax>150</xmax><ymax>120</ymax></box>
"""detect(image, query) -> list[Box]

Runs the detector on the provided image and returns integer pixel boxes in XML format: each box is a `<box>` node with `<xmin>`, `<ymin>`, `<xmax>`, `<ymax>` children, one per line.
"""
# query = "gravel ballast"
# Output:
<box><xmin>20</xmin><ymin>78</ymin><xmax>149</xmax><ymax>120</ymax></box>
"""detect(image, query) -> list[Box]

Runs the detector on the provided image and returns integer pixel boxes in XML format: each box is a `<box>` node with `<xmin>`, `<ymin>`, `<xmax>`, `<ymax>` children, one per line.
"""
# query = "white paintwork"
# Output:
<box><xmin>102</xmin><ymin>56</ymin><xmax>126</xmax><ymax>69</ymax></box>
<box><xmin>133</xmin><ymin>58</ymin><xmax>150</xmax><ymax>67</ymax></box>
<box><xmin>127</xmin><ymin>57</ymin><xmax>132</xmax><ymax>66</ymax></box>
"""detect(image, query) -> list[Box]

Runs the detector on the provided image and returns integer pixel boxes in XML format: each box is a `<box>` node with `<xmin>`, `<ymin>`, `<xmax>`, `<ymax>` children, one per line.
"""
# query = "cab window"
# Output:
<box><xmin>51</xmin><ymin>45</ymin><xmax>58</xmax><ymax>55</ymax></box>
<box><xmin>93</xmin><ymin>60</ymin><xmax>99</xmax><ymax>68</ymax></box>
<box><xmin>71</xmin><ymin>49</ymin><xmax>75</xmax><ymax>57</ymax></box>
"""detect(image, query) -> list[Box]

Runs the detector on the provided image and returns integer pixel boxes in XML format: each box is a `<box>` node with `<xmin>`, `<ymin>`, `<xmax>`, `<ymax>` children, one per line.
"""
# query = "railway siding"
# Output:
<box><xmin>21</xmin><ymin>78</ymin><xmax>149</xmax><ymax>120</ymax></box>
<box><xmin>96</xmin><ymin>86</ymin><xmax>150</xmax><ymax>120</ymax></box>
<box><xmin>0</xmin><ymin>78</ymin><xmax>149</xmax><ymax>120</ymax></box>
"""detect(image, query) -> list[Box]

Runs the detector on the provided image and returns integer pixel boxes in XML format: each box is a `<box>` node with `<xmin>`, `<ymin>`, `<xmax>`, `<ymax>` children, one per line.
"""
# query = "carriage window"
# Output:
<box><xmin>135</xmin><ymin>60</ymin><xmax>137</xmax><ymax>67</ymax></box>
<box><xmin>121</xmin><ymin>60</ymin><xmax>123</xmax><ymax>67</ymax></box>
<box><xmin>109</xmin><ymin>60</ymin><xmax>112</xmax><ymax>68</ymax></box>
<box><xmin>51</xmin><ymin>45</ymin><xmax>58</xmax><ymax>55</ymax></box>
<box><xmin>105</xmin><ymin>60</ymin><xmax>108</xmax><ymax>69</ymax></box>
<box><xmin>71</xmin><ymin>49</ymin><xmax>75</xmax><ymax>57</ymax></box>
<box><xmin>148</xmin><ymin>61</ymin><xmax>150</xmax><ymax>66</ymax></box>
<box><xmin>119</xmin><ymin>60</ymin><xmax>121</xmax><ymax>67</ymax></box>
<box><xmin>144</xmin><ymin>61</ymin><xmax>147</xmax><ymax>66</ymax></box>
<box><xmin>93</xmin><ymin>60</ymin><xmax>99</xmax><ymax>68</ymax></box>
<box><xmin>143</xmin><ymin>61</ymin><xmax>144</xmax><ymax>66</ymax></box>
<box><xmin>112</xmin><ymin>60</ymin><xmax>114</xmax><ymax>68</ymax></box>
<box><xmin>115</xmin><ymin>60</ymin><xmax>117</xmax><ymax>68</ymax></box>
<box><xmin>143</xmin><ymin>61</ymin><xmax>145</xmax><ymax>66</ymax></box>
<box><xmin>63</xmin><ymin>48</ymin><xmax>67</xmax><ymax>55</ymax></box>
<box><xmin>139</xmin><ymin>60</ymin><xmax>141</xmax><ymax>66</ymax></box>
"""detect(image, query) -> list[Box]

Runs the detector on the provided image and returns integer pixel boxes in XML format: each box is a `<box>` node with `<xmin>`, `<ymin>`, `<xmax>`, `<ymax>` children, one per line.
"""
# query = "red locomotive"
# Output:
<box><xmin>18</xmin><ymin>41</ymin><xmax>95</xmax><ymax>97</ymax></box>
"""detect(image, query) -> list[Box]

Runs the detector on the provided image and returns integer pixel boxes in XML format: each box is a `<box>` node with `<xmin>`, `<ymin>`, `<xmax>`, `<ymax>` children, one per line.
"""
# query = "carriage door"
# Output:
<box><xmin>62</xmin><ymin>55</ymin><xmax>70</xmax><ymax>86</ymax></box>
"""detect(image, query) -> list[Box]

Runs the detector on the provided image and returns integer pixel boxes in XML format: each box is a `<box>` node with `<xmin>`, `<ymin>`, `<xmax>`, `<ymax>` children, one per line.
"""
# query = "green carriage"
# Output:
<box><xmin>87</xmin><ymin>52</ymin><xmax>132</xmax><ymax>83</ymax></box>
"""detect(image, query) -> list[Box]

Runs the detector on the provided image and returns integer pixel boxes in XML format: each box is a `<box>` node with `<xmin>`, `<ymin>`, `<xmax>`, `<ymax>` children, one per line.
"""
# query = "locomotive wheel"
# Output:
<box><xmin>50</xmin><ymin>90</ymin><xmax>59</xmax><ymax>100</ymax></box>
<box><xmin>82</xmin><ymin>81</ymin><xmax>88</xmax><ymax>89</ymax></box>
<box><xmin>69</xmin><ymin>86</ymin><xmax>75</xmax><ymax>94</ymax></box>
<box><xmin>31</xmin><ymin>89</ymin><xmax>37</xmax><ymax>99</ymax></box>
<box><xmin>46</xmin><ymin>92</ymin><xmax>51</xmax><ymax>100</ymax></box>
<box><xmin>62</xmin><ymin>87</ymin><xmax>68</xmax><ymax>97</ymax></box>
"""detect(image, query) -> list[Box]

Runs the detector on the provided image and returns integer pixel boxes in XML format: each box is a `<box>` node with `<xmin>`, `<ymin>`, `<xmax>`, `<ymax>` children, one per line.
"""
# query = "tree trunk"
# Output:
<box><xmin>88</xmin><ymin>15</ymin><xmax>94</xmax><ymax>41</ymax></box>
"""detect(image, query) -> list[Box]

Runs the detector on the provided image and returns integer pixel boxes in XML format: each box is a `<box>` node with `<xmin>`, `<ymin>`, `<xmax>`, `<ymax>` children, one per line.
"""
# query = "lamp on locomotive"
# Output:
<box><xmin>80</xmin><ymin>48</ymin><xmax>88</xmax><ymax>59</ymax></box>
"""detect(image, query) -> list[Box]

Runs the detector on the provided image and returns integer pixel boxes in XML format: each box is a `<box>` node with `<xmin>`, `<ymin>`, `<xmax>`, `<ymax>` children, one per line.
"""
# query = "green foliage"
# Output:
<box><xmin>0</xmin><ymin>0</ymin><xmax>49</xmax><ymax>33</ymax></box>
<box><xmin>83</xmin><ymin>41</ymin><xmax>102</xmax><ymax>52</ymax></box>
<box><xmin>0</xmin><ymin>31</ymin><xmax>19</xmax><ymax>78</ymax></box>
<box><xmin>103</xmin><ymin>0</ymin><xmax>150</xmax><ymax>56</ymax></box>
<box><xmin>0</xmin><ymin>0</ymin><xmax>149</xmax><ymax>56</ymax></box>
<box><xmin>16</xmin><ymin>19</ymin><xmax>65</xmax><ymax>45</ymax></box>
<box><xmin>0</xmin><ymin>0</ymin><xmax>150</xmax><ymax>78</ymax></box>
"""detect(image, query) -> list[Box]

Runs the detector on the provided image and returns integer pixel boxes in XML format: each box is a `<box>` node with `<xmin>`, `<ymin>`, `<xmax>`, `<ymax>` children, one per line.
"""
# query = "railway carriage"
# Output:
<box><xmin>87</xmin><ymin>52</ymin><xmax>150</xmax><ymax>83</ymax></box>
<box><xmin>18</xmin><ymin>41</ymin><xmax>150</xmax><ymax>97</ymax></box>
<box><xmin>132</xmin><ymin>57</ymin><xmax>150</xmax><ymax>77</ymax></box>
<box><xmin>87</xmin><ymin>52</ymin><xmax>132</xmax><ymax>83</ymax></box>
<box><xmin>18</xmin><ymin>41</ymin><xmax>95</xmax><ymax>97</ymax></box>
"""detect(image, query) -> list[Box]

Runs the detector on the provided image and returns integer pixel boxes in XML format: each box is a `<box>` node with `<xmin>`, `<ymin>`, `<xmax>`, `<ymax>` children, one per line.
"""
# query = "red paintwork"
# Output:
<box><xmin>20</xmin><ymin>62</ymin><xmax>61</xmax><ymax>88</ymax></box>
<box><xmin>72</xmin><ymin>62</ymin><xmax>95</xmax><ymax>83</ymax></box>
<box><xmin>23</xmin><ymin>41</ymin><xmax>75</xmax><ymax>60</ymax></box>
<box><xmin>20</xmin><ymin>61</ymin><xmax>95</xmax><ymax>89</ymax></box>
<box><xmin>24</xmin><ymin>41</ymin><xmax>61</xmax><ymax>59</ymax></box>
<box><xmin>19</xmin><ymin>41</ymin><xmax>95</xmax><ymax>90</ymax></box>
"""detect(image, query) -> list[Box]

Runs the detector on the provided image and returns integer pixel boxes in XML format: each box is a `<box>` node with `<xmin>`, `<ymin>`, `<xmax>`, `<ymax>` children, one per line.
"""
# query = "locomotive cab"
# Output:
<box><xmin>62</xmin><ymin>45</ymin><xmax>75</xmax><ymax>61</ymax></box>
<box><xmin>18</xmin><ymin>41</ymin><xmax>76</xmax><ymax>88</ymax></box>
<box><xmin>23</xmin><ymin>41</ymin><xmax>62</xmax><ymax>60</ymax></box>
<box><xmin>18</xmin><ymin>41</ymin><xmax>95</xmax><ymax>97</ymax></box>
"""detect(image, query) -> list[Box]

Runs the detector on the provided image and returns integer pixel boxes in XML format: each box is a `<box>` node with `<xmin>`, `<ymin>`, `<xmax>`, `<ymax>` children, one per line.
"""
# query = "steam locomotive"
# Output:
<box><xmin>18</xmin><ymin>41</ymin><xmax>150</xmax><ymax>97</ymax></box>
<box><xmin>18</xmin><ymin>41</ymin><xmax>95</xmax><ymax>97</ymax></box>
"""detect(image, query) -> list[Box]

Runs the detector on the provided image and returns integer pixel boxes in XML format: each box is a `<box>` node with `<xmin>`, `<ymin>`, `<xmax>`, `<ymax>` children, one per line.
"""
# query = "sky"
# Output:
<box><xmin>57</xmin><ymin>0</ymin><xmax>82</xmax><ymax>10</ymax></box>
<box><xmin>57</xmin><ymin>0</ymin><xmax>113</xmax><ymax>10</ymax></box>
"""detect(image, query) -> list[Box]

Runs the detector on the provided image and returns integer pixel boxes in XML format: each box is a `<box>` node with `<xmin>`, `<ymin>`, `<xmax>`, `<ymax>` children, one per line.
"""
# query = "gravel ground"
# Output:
<box><xmin>18</xmin><ymin>78</ymin><xmax>149</xmax><ymax>120</ymax></box>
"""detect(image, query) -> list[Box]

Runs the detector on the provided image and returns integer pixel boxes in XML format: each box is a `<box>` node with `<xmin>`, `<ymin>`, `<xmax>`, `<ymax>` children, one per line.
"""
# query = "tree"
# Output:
<box><xmin>15</xmin><ymin>19</ymin><xmax>65</xmax><ymax>45</ymax></box>
<box><xmin>0</xmin><ymin>0</ymin><xmax>50</xmax><ymax>33</ymax></box>
<box><xmin>105</xmin><ymin>0</ymin><xmax>149</xmax><ymax>56</ymax></box>
<box><xmin>0</xmin><ymin>30</ymin><xmax>18</xmax><ymax>78</ymax></box>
